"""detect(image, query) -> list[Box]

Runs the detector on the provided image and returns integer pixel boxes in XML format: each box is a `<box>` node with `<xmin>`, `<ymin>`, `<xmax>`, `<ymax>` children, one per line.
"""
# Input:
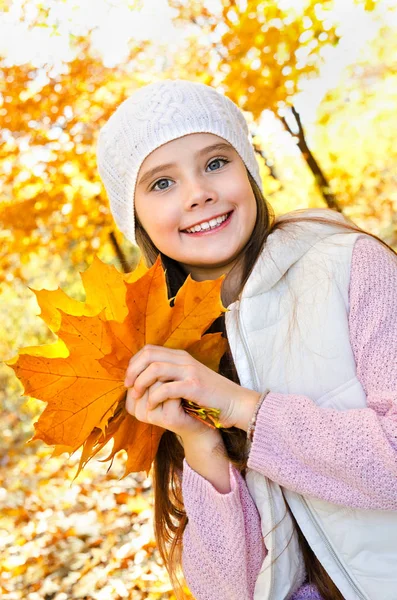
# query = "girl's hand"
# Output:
<box><xmin>126</xmin><ymin>378</ymin><xmax>213</xmax><ymax>439</ymax></box>
<box><xmin>124</xmin><ymin>345</ymin><xmax>261</xmax><ymax>434</ymax></box>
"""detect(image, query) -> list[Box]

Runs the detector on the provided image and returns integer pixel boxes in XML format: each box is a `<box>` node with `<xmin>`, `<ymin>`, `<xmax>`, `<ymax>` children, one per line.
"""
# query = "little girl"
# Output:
<box><xmin>96</xmin><ymin>80</ymin><xmax>397</xmax><ymax>600</ymax></box>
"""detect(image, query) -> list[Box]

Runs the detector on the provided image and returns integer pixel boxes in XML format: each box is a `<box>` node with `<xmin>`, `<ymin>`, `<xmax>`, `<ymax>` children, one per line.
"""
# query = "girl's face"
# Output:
<box><xmin>134</xmin><ymin>133</ymin><xmax>257</xmax><ymax>281</ymax></box>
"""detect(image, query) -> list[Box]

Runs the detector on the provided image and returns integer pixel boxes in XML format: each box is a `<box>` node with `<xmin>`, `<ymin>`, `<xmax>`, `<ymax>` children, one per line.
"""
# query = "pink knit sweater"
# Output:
<box><xmin>180</xmin><ymin>236</ymin><xmax>397</xmax><ymax>600</ymax></box>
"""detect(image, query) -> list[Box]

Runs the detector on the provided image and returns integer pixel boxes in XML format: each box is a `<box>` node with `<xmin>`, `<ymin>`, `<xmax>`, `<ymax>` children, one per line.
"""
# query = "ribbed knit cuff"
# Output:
<box><xmin>182</xmin><ymin>458</ymin><xmax>242</xmax><ymax>516</ymax></box>
<box><xmin>247</xmin><ymin>392</ymin><xmax>286</xmax><ymax>473</ymax></box>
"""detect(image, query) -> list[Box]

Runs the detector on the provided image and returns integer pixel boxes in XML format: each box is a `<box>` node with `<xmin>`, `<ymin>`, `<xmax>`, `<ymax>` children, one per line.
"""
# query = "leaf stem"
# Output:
<box><xmin>181</xmin><ymin>399</ymin><xmax>223</xmax><ymax>429</ymax></box>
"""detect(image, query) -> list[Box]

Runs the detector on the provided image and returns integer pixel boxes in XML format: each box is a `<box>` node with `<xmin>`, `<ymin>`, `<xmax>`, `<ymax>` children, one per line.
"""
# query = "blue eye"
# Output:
<box><xmin>207</xmin><ymin>157</ymin><xmax>229</xmax><ymax>171</ymax></box>
<box><xmin>151</xmin><ymin>178</ymin><xmax>172</xmax><ymax>191</ymax></box>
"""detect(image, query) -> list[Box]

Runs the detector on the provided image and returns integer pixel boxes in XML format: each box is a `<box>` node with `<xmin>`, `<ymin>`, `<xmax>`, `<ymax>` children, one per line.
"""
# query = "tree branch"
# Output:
<box><xmin>281</xmin><ymin>106</ymin><xmax>342</xmax><ymax>212</ymax></box>
<box><xmin>109</xmin><ymin>231</ymin><xmax>130</xmax><ymax>273</ymax></box>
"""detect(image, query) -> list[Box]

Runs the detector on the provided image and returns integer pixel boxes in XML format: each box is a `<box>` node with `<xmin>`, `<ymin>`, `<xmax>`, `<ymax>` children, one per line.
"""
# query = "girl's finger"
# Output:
<box><xmin>133</xmin><ymin>389</ymin><xmax>150</xmax><ymax>423</ymax></box>
<box><xmin>125</xmin><ymin>388</ymin><xmax>136</xmax><ymax>415</ymax></box>
<box><xmin>129</xmin><ymin>381</ymin><xmax>162</xmax><ymax>422</ymax></box>
<box><xmin>147</xmin><ymin>379</ymin><xmax>200</xmax><ymax>410</ymax></box>
<box><xmin>146</xmin><ymin>397</ymin><xmax>183</xmax><ymax>429</ymax></box>
<box><xmin>132</xmin><ymin>361</ymin><xmax>193</xmax><ymax>397</ymax></box>
<box><xmin>124</xmin><ymin>345</ymin><xmax>189</xmax><ymax>387</ymax></box>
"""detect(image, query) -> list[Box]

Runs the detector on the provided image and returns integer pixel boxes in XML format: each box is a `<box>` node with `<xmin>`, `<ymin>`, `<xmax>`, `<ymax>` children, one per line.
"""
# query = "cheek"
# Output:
<box><xmin>237</xmin><ymin>183</ymin><xmax>257</xmax><ymax>219</ymax></box>
<box><xmin>137</xmin><ymin>206</ymin><xmax>180</xmax><ymax>246</ymax></box>
<box><xmin>152</xmin><ymin>209</ymin><xmax>179</xmax><ymax>233</ymax></box>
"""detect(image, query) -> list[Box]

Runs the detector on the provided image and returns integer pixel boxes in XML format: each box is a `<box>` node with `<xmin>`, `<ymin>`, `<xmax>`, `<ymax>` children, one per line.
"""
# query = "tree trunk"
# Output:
<box><xmin>280</xmin><ymin>106</ymin><xmax>342</xmax><ymax>212</ymax></box>
<box><xmin>109</xmin><ymin>231</ymin><xmax>130</xmax><ymax>273</ymax></box>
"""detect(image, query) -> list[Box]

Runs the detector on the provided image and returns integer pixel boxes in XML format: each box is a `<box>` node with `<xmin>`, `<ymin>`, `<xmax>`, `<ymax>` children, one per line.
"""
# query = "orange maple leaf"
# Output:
<box><xmin>8</xmin><ymin>256</ymin><xmax>227</xmax><ymax>475</ymax></box>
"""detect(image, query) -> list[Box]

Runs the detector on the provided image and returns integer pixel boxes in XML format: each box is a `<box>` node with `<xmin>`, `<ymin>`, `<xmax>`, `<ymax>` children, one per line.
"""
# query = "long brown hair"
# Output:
<box><xmin>135</xmin><ymin>171</ymin><xmax>396</xmax><ymax>599</ymax></box>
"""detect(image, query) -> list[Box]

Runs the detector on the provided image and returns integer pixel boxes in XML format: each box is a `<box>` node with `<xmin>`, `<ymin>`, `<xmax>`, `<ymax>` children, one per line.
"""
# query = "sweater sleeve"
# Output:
<box><xmin>181</xmin><ymin>458</ymin><xmax>266</xmax><ymax>600</ymax></box>
<box><xmin>247</xmin><ymin>236</ymin><xmax>397</xmax><ymax>510</ymax></box>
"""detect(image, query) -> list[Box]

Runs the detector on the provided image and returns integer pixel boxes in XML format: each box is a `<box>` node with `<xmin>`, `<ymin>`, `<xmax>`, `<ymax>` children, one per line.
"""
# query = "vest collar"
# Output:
<box><xmin>241</xmin><ymin>209</ymin><xmax>351</xmax><ymax>298</ymax></box>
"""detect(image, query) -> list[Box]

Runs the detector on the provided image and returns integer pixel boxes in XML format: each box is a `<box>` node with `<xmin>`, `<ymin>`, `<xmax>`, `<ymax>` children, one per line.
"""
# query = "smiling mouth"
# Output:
<box><xmin>182</xmin><ymin>211</ymin><xmax>233</xmax><ymax>234</ymax></box>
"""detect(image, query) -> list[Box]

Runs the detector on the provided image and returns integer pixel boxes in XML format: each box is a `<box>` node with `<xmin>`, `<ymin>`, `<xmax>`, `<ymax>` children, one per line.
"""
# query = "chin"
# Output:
<box><xmin>197</xmin><ymin>257</ymin><xmax>235</xmax><ymax>269</ymax></box>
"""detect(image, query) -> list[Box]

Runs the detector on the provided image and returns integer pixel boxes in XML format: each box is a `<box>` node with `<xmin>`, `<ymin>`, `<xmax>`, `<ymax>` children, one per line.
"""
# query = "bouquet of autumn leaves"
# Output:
<box><xmin>8</xmin><ymin>257</ymin><xmax>227</xmax><ymax>477</ymax></box>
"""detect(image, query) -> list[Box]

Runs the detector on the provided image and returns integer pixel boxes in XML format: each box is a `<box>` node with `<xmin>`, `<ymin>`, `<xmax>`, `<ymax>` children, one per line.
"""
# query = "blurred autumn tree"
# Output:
<box><xmin>313</xmin><ymin>24</ymin><xmax>397</xmax><ymax>245</ymax></box>
<box><xmin>0</xmin><ymin>38</ymin><xmax>147</xmax><ymax>283</ymax></box>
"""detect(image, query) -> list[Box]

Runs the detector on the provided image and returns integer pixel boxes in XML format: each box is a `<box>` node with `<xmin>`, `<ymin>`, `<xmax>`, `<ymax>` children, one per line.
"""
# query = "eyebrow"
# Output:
<box><xmin>137</xmin><ymin>142</ymin><xmax>233</xmax><ymax>186</ymax></box>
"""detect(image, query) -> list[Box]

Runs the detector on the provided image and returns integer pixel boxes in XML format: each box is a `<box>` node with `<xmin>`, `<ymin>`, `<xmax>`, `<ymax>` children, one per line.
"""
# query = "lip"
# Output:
<box><xmin>181</xmin><ymin>211</ymin><xmax>232</xmax><ymax>232</ymax></box>
<box><xmin>181</xmin><ymin>211</ymin><xmax>233</xmax><ymax>236</ymax></box>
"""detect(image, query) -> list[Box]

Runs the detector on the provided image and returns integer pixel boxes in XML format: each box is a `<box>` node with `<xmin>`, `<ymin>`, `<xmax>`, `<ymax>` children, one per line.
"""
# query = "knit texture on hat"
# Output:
<box><xmin>96</xmin><ymin>79</ymin><xmax>262</xmax><ymax>244</ymax></box>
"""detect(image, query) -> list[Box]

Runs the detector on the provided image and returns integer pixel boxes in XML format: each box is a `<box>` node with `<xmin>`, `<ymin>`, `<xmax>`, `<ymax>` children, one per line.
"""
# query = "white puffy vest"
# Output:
<box><xmin>225</xmin><ymin>212</ymin><xmax>397</xmax><ymax>599</ymax></box>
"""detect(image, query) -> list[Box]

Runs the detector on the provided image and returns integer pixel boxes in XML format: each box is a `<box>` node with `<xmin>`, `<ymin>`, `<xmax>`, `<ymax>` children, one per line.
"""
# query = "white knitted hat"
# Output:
<box><xmin>96</xmin><ymin>79</ymin><xmax>262</xmax><ymax>244</ymax></box>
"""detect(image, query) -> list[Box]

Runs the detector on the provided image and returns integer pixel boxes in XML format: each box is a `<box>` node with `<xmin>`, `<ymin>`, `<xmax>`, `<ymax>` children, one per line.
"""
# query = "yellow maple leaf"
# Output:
<box><xmin>32</xmin><ymin>255</ymin><xmax>149</xmax><ymax>332</ymax></box>
<box><xmin>8</xmin><ymin>256</ymin><xmax>227</xmax><ymax>475</ymax></box>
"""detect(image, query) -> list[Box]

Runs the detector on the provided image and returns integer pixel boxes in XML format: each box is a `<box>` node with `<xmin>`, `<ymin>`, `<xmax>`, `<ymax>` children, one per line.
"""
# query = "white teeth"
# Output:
<box><xmin>185</xmin><ymin>212</ymin><xmax>229</xmax><ymax>233</ymax></box>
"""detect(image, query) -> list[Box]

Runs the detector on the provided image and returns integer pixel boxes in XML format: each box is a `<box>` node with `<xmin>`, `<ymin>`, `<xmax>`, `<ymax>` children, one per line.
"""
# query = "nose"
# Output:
<box><xmin>184</xmin><ymin>177</ymin><xmax>218</xmax><ymax>210</ymax></box>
